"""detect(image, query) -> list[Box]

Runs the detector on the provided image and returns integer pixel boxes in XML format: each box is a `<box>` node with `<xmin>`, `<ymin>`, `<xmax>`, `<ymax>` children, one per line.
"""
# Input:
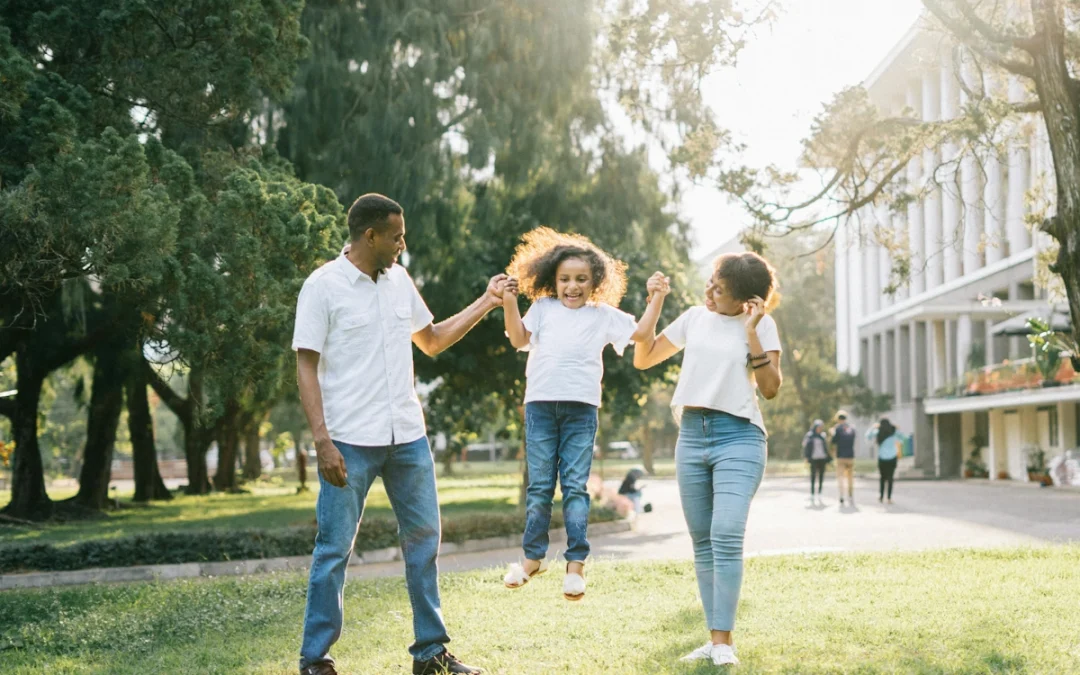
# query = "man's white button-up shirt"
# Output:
<box><xmin>292</xmin><ymin>256</ymin><xmax>435</xmax><ymax>446</ymax></box>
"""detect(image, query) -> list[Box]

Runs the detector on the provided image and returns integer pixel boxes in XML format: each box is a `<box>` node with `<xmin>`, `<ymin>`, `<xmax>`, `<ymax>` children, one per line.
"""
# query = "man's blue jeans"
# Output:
<box><xmin>522</xmin><ymin>401</ymin><xmax>597</xmax><ymax>562</ymax></box>
<box><xmin>676</xmin><ymin>408</ymin><xmax>766</xmax><ymax>632</ymax></box>
<box><xmin>299</xmin><ymin>436</ymin><xmax>449</xmax><ymax>669</ymax></box>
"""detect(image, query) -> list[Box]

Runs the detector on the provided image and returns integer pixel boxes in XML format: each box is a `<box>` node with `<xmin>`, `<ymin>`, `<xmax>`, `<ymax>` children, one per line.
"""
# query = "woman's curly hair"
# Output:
<box><xmin>712</xmin><ymin>252</ymin><xmax>782</xmax><ymax>312</ymax></box>
<box><xmin>506</xmin><ymin>227</ymin><xmax>628</xmax><ymax>307</ymax></box>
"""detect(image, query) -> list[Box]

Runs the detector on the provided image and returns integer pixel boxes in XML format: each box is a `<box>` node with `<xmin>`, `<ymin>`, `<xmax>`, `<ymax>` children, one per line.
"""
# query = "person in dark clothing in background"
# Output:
<box><xmin>618</xmin><ymin>467</ymin><xmax>652</xmax><ymax>513</ymax></box>
<box><xmin>830</xmin><ymin>410</ymin><xmax>857</xmax><ymax>505</ymax></box>
<box><xmin>802</xmin><ymin>420</ymin><xmax>831</xmax><ymax>503</ymax></box>
<box><xmin>874</xmin><ymin>418</ymin><xmax>900</xmax><ymax>504</ymax></box>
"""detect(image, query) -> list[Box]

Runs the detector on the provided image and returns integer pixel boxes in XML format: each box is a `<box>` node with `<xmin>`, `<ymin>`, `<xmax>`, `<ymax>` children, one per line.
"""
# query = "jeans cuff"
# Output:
<box><xmin>415</xmin><ymin>645</ymin><xmax>446</xmax><ymax>662</ymax></box>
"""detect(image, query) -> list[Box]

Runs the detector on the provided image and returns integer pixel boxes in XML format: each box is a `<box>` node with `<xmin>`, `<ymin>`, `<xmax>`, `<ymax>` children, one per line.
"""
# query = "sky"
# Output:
<box><xmin>683</xmin><ymin>0</ymin><xmax>925</xmax><ymax>259</ymax></box>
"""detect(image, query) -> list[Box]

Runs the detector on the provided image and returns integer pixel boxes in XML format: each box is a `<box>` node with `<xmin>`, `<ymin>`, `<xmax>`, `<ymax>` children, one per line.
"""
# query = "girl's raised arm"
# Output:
<box><xmin>503</xmin><ymin>277</ymin><xmax>531</xmax><ymax>349</ymax></box>
<box><xmin>633</xmin><ymin>272</ymin><xmax>679</xmax><ymax>369</ymax></box>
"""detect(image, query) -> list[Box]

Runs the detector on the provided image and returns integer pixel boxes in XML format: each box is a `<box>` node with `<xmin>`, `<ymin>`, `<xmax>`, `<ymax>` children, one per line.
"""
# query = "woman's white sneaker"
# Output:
<box><xmin>680</xmin><ymin>642</ymin><xmax>715</xmax><ymax>662</ymax></box>
<box><xmin>712</xmin><ymin>643</ymin><xmax>739</xmax><ymax>665</ymax></box>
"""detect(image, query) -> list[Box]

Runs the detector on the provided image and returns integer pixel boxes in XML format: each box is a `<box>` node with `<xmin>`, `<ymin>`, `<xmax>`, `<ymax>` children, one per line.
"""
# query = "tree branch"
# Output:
<box><xmin>922</xmin><ymin>0</ymin><xmax>1037</xmax><ymax>78</ymax></box>
<box><xmin>145</xmin><ymin>360</ymin><xmax>190</xmax><ymax>423</ymax></box>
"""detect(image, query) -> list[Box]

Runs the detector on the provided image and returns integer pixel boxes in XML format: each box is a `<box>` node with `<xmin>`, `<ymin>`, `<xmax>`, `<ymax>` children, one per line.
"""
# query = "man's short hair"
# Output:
<box><xmin>347</xmin><ymin>193</ymin><xmax>403</xmax><ymax>240</ymax></box>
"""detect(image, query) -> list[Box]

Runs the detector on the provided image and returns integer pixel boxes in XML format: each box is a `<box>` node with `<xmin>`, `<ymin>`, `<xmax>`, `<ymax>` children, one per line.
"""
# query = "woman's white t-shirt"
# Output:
<box><xmin>520</xmin><ymin>297</ymin><xmax>638</xmax><ymax>407</ymax></box>
<box><xmin>661</xmin><ymin>306</ymin><xmax>782</xmax><ymax>433</ymax></box>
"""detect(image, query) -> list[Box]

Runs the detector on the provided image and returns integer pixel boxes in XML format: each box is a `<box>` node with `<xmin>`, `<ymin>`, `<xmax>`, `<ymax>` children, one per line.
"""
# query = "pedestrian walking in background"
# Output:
<box><xmin>803</xmin><ymin>419</ymin><xmax>831</xmax><ymax>504</ymax></box>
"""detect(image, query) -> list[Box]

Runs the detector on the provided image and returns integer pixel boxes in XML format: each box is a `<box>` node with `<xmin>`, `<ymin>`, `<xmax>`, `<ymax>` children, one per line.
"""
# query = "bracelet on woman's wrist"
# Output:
<box><xmin>747</xmin><ymin>352</ymin><xmax>768</xmax><ymax>363</ymax></box>
<box><xmin>751</xmin><ymin>360</ymin><xmax>770</xmax><ymax>370</ymax></box>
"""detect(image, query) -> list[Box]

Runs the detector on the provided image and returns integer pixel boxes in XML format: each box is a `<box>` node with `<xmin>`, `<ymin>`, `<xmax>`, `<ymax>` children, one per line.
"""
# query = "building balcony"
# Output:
<box><xmin>933</xmin><ymin>357</ymin><xmax>1078</xmax><ymax>400</ymax></box>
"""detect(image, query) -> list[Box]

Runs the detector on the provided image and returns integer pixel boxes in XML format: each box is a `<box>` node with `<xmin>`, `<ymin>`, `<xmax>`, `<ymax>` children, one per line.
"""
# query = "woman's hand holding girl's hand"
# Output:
<box><xmin>744</xmin><ymin>295</ymin><xmax>766</xmax><ymax>330</ymax></box>
<box><xmin>646</xmin><ymin>271</ymin><xmax>670</xmax><ymax>303</ymax></box>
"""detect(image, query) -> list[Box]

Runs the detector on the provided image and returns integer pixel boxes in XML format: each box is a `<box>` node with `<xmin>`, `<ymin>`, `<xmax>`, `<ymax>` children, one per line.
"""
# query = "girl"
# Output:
<box><xmin>634</xmin><ymin>251</ymin><xmax>782</xmax><ymax>667</ymax></box>
<box><xmin>500</xmin><ymin>227</ymin><xmax>667</xmax><ymax>601</ymax></box>
<box><xmin>875</xmin><ymin>417</ymin><xmax>900</xmax><ymax>504</ymax></box>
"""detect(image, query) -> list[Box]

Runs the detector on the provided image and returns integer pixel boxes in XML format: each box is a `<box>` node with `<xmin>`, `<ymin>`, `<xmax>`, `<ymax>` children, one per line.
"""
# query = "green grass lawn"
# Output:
<box><xmin>0</xmin><ymin>474</ymin><xmax>521</xmax><ymax>546</ymax></box>
<box><xmin>2</xmin><ymin>546</ymin><xmax>1078</xmax><ymax>673</ymax></box>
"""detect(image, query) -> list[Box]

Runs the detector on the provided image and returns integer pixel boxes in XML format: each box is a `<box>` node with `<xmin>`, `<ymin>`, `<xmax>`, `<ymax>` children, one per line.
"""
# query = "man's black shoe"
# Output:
<box><xmin>300</xmin><ymin>662</ymin><xmax>338</xmax><ymax>675</ymax></box>
<box><xmin>412</xmin><ymin>650</ymin><xmax>482</xmax><ymax>674</ymax></box>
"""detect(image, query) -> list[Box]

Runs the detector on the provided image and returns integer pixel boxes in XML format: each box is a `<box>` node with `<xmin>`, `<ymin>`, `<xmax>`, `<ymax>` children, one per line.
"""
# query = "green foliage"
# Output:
<box><xmin>1027</xmin><ymin>317</ymin><xmax>1067</xmax><ymax>381</ymax></box>
<box><xmin>0</xmin><ymin>508</ymin><xmax>616</xmax><ymax>573</ymax></box>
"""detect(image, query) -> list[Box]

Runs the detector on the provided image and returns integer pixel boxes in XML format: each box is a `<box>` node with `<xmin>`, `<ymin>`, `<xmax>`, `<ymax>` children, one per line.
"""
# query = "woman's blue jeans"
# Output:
<box><xmin>522</xmin><ymin>401</ymin><xmax>598</xmax><ymax>562</ymax></box>
<box><xmin>676</xmin><ymin>408</ymin><xmax>766</xmax><ymax>632</ymax></box>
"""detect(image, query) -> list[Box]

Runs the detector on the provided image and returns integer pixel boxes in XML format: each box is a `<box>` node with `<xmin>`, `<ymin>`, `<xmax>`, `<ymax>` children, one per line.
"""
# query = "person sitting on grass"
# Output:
<box><xmin>499</xmin><ymin>226</ymin><xmax>668</xmax><ymax>601</ymax></box>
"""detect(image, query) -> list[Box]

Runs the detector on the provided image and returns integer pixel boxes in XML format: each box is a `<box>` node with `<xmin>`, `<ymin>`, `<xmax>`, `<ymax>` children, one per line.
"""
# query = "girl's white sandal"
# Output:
<box><xmin>563</xmin><ymin>564</ymin><xmax>586</xmax><ymax>601</ymax></box>
<box><xmin>503</xmin><ymin>559</ymin><xmax>549</xmax><ymax>589</ymax></box>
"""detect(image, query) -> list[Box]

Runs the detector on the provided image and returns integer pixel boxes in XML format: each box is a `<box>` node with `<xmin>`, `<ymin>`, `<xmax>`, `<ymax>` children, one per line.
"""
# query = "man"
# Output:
<box><xmin>293</xmin><ymin>194</ymin><xmax>501</xmax><ymax>675</ymax></box>
<box><xmin>830</xmin><ymin>410</ymin><xmax>857</xmax><ymax>505</ymax></box>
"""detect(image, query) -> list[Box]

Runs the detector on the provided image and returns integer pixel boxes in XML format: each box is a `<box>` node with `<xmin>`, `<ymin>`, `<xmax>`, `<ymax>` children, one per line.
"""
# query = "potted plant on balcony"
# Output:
<box><xmin>963</xmin><ymin>434</ymin><xmax>989</xmax><ymax>478</ymax></box>
<box><xmin>1025</xmin><ymin>447</ymin><xmax>1053</xmax><ymax>486</ymax></box>
<box><xmin>1028</xmin><ymin>318</ymin><xmax>1063</xmax><ymax>387</ymax></box>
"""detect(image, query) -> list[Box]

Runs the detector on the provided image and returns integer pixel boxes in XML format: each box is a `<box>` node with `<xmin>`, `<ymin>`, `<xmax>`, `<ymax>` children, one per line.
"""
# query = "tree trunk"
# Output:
<box><xmin>71</xmin><ymin>339</ymin><xmax>125</xmax><ymax>510</ymax></box>
<box><xmin>296</xmin><ymin>436</ymin><xmax>308</xmax><ymax>491</ymax></box>
<box><xmin>242</xmin><ymin>414</ymin><xmax>262</xmax><ymax>481</ymax></box>
<box><xmin>214</xmin><ymin>402</ymin><xmax>241</xmax><ymax>491</ymax></box>
<box><xmin>184</xmin><ymin>420</ymin><xmax>213</xmax><ymax>495</ymax></box>
<box><xmin>1</xmin><ymin>346</ymin><xmax>52</xmax><ymax>520</ymax></box>
<box><xmin>127</xmin><ymin>354</ymin><xmax>172</xmax><ymax>502</ymax></box>
<box><xmin>642</xmin><ymin>423</ymin><xmax>655</xmax><ymax>475</ymax></box>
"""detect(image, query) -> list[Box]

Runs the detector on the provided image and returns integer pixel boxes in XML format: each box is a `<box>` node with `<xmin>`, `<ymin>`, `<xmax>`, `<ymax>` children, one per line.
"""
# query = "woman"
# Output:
<box><xmin>634</xmin><ymin>251</ymin><xmax>782</xmax><ymax>667</ymax></box>
<box><xmin>803</xmin><ymin>419</ymin><xmax>831</xmax><ymax>503</ymax></box>
<box><xmin>876</xmin><ymin>418</ymin><xmax>900</xmax><ymax>504</ymax></box>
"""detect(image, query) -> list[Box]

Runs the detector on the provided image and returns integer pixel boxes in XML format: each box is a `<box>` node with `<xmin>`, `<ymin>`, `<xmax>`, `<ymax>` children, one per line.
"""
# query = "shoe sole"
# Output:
<box><xmin>563</xmin><ymin>592</ymin><xmax>584</xmax><ymax>601</ymax></box>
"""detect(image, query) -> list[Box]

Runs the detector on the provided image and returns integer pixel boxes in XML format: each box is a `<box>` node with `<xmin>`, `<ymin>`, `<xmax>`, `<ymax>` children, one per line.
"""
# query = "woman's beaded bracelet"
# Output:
<box><xmin>751</xmin><ymin>360</ymin><xmax>771</xmax><ymax>370</ymax></box>
<box><xmin>747</xmin><ymin>352</ymin><xmax>769</xmax><ymax>363</ymax></box>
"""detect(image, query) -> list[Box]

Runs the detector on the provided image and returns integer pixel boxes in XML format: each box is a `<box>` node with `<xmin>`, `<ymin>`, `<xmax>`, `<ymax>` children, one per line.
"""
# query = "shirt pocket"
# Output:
<box><xmin>334</xmin><ymin>310</ymin><xmax>375</xmax><ymax>352</ymax></box>
<box><xmin>394</xmin><ymin>304</ymin><xmax>413</xmax><ymax>334</ymax></box>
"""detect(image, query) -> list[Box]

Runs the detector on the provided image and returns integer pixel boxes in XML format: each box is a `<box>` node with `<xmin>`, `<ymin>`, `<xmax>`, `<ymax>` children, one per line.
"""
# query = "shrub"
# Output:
<box><xmin>0</xmin><ymin>508</ymin><xmax>618</xmax><ymax>574</ymax></box>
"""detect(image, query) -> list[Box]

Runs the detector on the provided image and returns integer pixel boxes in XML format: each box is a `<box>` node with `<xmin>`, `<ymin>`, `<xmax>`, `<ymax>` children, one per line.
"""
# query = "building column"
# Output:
<box><xmin>930</xmin><ymin>320</ymin><xmax>948</xmax><ymax>392</ymax></box>
<box><xmin>922</xmin><ymin>69</ymin><xmax>944</xmax><ymax>288</ymax></box>
<box><xmin>877</xmin><ymin>204</ymin><xmax>891</xmax><ymax>309</ymax></box>
<box><xmin>956</xmin><ymin>314</ymin><xmax>973</xmax><ymax>380</ymax></box>
<box><xmin>1005</xmin><ymin>76</ymin><xmax>1032</xmax><ymax>256</ymax></box>
<box><xmin>906</xmin><ymin>80</ymin><xmax>926</xmax><ymax>295</ymax></box>
<box><xmin>983</xmin><ymin>150</ymin><xmax>1005</xmax><ymax>265</ymax></box>
<box><xmin>940</xmin><ymin>56</ymin><xmax>963</xmax><ymax>282</ymax></box>
<box><xmin>847</xmin><ymin>223</ymin><xmax>865</xmax><ymax>374</ymax></box>
<box><xmin>836</xmin><ymin>217</ymin><xmax>850</xmax><ymax>371</ymax></box>
<box><xmin>913</xmin><ymin>321</ymin><xmax>929</xmax><ymax>399</ymax></box>
<box><xmin>988</xmin><ymin>409</ymin><xmax>1004</xmax><ymax>481</ymax></box>
<box><xmin>894</xmin><ymin>325</ymin><xmax>907</xmax><ymax>404</ymax></box>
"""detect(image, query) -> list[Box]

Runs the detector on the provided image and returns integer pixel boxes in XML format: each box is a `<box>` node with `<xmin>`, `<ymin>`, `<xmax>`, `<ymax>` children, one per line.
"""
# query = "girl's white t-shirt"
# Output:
<box><xmin>520</xmin><ymin>297</ymin><xmax>637</xmax><ymax>407</ymax></box>
<box><xmin>661</xmin><ymin>306</ymin><xmax>782</xmax><ymax>433</ymax></box>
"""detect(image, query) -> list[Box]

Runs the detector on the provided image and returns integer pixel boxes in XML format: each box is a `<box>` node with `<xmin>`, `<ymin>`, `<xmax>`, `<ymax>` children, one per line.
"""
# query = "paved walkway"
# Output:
<box><xmin>349</xmin><ymin>476</ymin><xmax>1080</xmax><ymax>580</ymax></box>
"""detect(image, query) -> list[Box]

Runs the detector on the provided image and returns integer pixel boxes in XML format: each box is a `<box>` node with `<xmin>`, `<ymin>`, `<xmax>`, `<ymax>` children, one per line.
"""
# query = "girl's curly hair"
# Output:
<box><xmin>506</xmin><ymin>227</ymin><xmax>628</xmax><ymax>307</ymax></box>
<box><xmin>712</xmin><ymin>252</ymin><xmax>782</xmax><ymax>312</ymax></box>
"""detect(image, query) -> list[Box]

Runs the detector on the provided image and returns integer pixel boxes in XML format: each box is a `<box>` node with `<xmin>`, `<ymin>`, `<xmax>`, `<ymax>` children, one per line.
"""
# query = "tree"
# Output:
<box><xmin>727</xmin><ymin>2</ymin><xmax>1080</xmax><ymax>358</ymax></box>
<box><xmin>1</xmin><ymin>0</ymin><xmax>337</xmax><ymax>515</ymax></box>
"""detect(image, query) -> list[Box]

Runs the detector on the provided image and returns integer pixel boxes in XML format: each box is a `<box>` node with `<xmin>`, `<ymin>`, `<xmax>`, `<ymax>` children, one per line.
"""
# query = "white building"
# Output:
<box><xmin>834</xmin><ymin>20</ymin><xmax>1077</xmax><ymax>481</ymax></box>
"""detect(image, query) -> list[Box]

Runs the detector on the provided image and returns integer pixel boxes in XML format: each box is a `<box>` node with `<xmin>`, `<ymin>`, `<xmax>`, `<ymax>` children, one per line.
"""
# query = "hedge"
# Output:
<box><xmin>0</xmin><ymin>508</ymin><xmax>618</xmax><ymax>574</ymax></box>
